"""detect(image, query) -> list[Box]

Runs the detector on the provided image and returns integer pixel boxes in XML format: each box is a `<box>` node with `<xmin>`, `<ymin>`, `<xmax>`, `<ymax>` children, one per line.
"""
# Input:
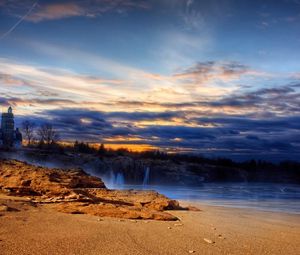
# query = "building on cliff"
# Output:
<box><xmin>0</xmin><ymin>107</ymin><xmax>22</xmax><ymax>148</ymax></box>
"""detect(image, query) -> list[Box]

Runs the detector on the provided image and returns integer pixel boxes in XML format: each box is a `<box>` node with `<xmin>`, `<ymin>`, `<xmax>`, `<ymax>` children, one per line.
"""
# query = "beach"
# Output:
<box><xmin>1</xmin><ymin>197</ymin><xmax>299</xmax><ymax>255</ymax></box>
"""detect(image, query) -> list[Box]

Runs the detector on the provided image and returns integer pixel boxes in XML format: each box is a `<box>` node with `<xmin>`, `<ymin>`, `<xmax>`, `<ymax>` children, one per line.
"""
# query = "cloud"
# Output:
<box><xmin>208</xmin><ymin>84</ymin><xmax>300</xmax><ymax>116</ymax></box>
<box><xmin>291</xmin><ymin>72</ymin><xmax>300</xmax><ymax>79</ymax></box>
<box><xmin>1</xmin><ymin>0</ymin><xmax>150</xmax><ymax>22</ymax></box>
<box><xmin>1</xmin><ymin>54</ymin><xmax>299</xmax><ymax>160</ymax></box>
<box><xmin>1</xmin><ymin>56</ymin><xmax>298</xmax><ymax>120</ymax></box>
<box><xmin>0</xmin><ymin>57</ymin><xmax>127</xmax><ymax>103</ymax></box>
<box><xmin>0</xmin><ymin>96</ymin><xmax>77</xmax><ymax>108</ymax></box>
<box><xmin>26</xmin><ymin>2</ymin><xmax>84</xmax><ymax>22</ymax></box>
<box><xmin>182</xmin><ymin>0</ymin><xmax>205</xmax><ymax>30</ymax></box>
<box><xmin>0</xmin><ymin>73</ymin><xmax>27</xmax><ymax>86</ymax></box>
<box><xmin>15</xmin><ymin>107</ymin><xmax>299</xmax><ymax>162</ymax></box>
<box><xmin>174</xmin><ymin>61</ymin><xmax>265</xmax><ymax>84</ymax></box>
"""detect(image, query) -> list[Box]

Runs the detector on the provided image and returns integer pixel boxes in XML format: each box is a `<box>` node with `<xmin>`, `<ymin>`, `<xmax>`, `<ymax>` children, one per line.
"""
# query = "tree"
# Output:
<box><xmin>37</xmin><ymin>123</ymin><xmax>59</xmax><ymax>146</ymax></box>
<box><xmin>73</xmin><ymin>141</ymin><xmax>96</xmax><ymax>154</ymax></box>
<box><xmin>74</xmin><ymin>140</ymin><xmax>79</xmax><ymax>151</ymax></box>
<box><xmin>22</xmin><ymin>120</ymin><xmax>35</xmax><ymax>145</ymax></box>
<box><xmin>98</xmin><ymin>143</ymin><xmax>106</xmax><ymax>155</ymax></box>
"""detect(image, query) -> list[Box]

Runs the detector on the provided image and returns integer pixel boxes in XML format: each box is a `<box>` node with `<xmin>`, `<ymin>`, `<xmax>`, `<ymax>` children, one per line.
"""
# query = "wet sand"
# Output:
<box><xmin>1</xmin><ymin>197</ymin><xmax>299</xmax><ymax>255</ymax></box>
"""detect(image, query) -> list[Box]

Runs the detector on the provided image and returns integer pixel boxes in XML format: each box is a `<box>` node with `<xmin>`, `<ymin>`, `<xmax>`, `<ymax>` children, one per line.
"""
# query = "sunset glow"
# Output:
<box><xmin>1</xmin><ymin>0</ymin><xmax>300</xmax><ymax>160</ymax></box>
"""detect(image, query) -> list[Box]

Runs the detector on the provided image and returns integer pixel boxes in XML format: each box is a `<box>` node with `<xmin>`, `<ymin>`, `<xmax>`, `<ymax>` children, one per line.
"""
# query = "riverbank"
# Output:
<box><xmin>1</xmin><ymin>197</ymin><xmax>299</xmax><ymax>255</ymax></box>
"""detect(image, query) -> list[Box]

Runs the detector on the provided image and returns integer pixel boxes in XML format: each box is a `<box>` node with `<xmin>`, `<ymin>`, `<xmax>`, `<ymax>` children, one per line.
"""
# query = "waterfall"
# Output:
<box><xmin>143</xmin><ymin>166</ymin><xmax>150</xmax><ymax>186</ymax></box>
<box><xmin>105</xmin><ymin>170</ymin><xmax>125</xmax><ymax>189</ymax></box>
<box><xmin>116</xmin><ymin>172</ymin><xmax>125</xmax><ymax>186</ymax></box>
<box><xmin>109</xmin><ymin>170</ymin><xmax>115</xmax><ymax>186</ymax></box>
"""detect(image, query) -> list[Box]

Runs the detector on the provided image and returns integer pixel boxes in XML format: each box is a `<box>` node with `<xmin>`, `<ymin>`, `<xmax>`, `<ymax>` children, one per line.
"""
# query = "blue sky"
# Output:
<box><xmin>0</xmin><ymin>0</ymin><xmax>300</xmax><ymax>161</ymax></box>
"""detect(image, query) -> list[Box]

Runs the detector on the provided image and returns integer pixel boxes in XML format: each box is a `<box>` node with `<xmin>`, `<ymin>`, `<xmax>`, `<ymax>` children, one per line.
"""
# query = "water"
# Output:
<box><xmin>115</xmin><ymin>173</ymin><xmax>125</xmax><ymax>186</ymax></box>
<box><xmin>104</xmin><ymin>171</ymin><xmax>125</xmax><ymax>189</ymax></box>
<box><xmin>115</xmin><ymin>183</ymin><xmax>300</xmax><ymax>214</ymax></box>
<box><xmin>142</xmin><ymin>167</ymin><xmax>150</xmax><ymax>186</ymax></box>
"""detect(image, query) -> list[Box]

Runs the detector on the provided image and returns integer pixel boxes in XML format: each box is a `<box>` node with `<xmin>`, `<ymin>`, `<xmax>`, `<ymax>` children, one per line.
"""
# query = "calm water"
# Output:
<box><xmin>111</xmin><ymin>183</ymin><xmax>300</xmax><ymax>214</ymax></box>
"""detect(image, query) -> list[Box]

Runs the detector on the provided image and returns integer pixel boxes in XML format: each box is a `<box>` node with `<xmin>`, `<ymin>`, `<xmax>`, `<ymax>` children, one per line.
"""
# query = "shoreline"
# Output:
<box><xmin>179</xmin><ymin>199</ymin><xmax>300</xmax><ymax>215</ymax></box>
<box><xmin>1</xmin><ymin>197</ymin><xmax>299</xmax><ymax>255</ymax></box>
<box><xmin>0</xmin><ymin>159</ymin><xmax>299</xmax><ymax>254</ymax></box>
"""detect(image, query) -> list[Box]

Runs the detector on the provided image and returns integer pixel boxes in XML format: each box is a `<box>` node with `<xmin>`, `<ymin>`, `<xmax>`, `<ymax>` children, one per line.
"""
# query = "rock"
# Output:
<box><xmin>204</xmin><ymin>238</ymin><xmax>214</xmax><ymax>244</ymax></box>
<box><xmin>174</xmin><ymin>223</ymin><xmax>183</xmax><ymax>227</ymax></box>
<box><xmin>188</xmin><ymin>250</ymin><xmax>195</xmax><ymax>253</ymax></box>
<box><xmin>0</xmin><ymin>159</ymin><xmax>106</xmax><ymax>197</ymax></box>
<box><xmin>64</xmin><ymin>194</ymin><xmax>78</xmax><ymax>200</ymax></box>
<box><xmin>56</xmin><ymin>200</ymin><xmax>179</xmax><ymax>221</ymax></box>
<box><xmin>0</xmin><ymin>204</ymin><xmax>19</xmax><ymax>212</ymax></box>
<box><xmin>167</xmin><ymin>226</ymin><xmax>172</xmax><ymax>229</ymax></box>
<box><xmin>20</xmin><ymin>180</ymin><xmax>31</xmax><ymax>186</ymax></box>
<box><xmin>0</xmin><ymin>205</ymin><xmax>9</xmax><ymax>212</ymax></box>
<box><xmin>0</xmin><ymin>159</ymin><xmax>189</xmax><ymax>221</ymax></box>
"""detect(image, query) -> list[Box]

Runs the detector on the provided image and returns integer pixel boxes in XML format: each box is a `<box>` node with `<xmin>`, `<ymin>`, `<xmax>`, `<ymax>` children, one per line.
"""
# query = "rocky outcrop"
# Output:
<box><xmin>0</xmin><ymin>159</ymin><xmax>192</xmax><ymax>220</ymax></box>
<box><xmin>0</xmin><ymin>160</ymin><xmax>106</xmax><ymax>197</ymax></box>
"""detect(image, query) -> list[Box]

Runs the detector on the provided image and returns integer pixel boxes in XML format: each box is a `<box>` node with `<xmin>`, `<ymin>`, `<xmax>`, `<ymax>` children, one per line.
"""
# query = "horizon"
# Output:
<box><xmin>1</xmin><ymin>0</ymin><xmax>300</xmax><ymax>162</ymax></box>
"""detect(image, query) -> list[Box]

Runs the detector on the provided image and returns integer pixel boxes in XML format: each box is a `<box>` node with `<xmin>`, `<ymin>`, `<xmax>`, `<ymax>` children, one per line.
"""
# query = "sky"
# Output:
<box><xmin>0</xmin><ymin>0</ymin><xmax>300</xmax><ymax>161</ymax></box>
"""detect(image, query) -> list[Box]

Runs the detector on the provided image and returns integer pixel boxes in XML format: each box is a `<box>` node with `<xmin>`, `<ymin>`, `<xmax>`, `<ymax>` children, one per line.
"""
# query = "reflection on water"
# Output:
<box><xmin>113</xmin><ymin>183</ymin><xmax>300</xmax><ymax>214</ymax></box>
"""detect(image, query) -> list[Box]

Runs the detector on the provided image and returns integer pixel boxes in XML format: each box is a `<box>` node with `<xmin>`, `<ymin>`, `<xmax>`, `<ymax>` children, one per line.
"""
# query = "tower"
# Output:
<box><xmin>1</xmin><ymin>106</ymin><xmax>15</xmax><ymax>147</ymax></box>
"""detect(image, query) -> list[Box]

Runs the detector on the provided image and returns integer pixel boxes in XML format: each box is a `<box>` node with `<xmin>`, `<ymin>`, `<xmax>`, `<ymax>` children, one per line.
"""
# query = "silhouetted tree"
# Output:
<box><xmin>98</xmin><ymin>143</ymin><xmax>106</xmax><ymax>155</ymax></box>
<box><xmin>74</xmin><ymin>140</ymin><xmax>79</xmax><ymax>150</ymax></box>
<box><xmin>73</xmin><ymin>141</ymin><xmax>96</xmax><ymax>154</ymax></box>
<box><xmin>22</xmin><ymin>120</ymin><xmax>35</xmax><ymax>145</ymax></box>
<box><xmin>37</xmin><ymin>123</ymin><xmax>59</xmax><ymax>146</ymax></box>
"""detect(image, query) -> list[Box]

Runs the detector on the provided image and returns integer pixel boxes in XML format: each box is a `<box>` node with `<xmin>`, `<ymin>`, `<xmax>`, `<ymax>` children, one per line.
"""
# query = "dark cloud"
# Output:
<box><xmin>106</xmin><ymin>111</ymin><xmax>185</xmax><ymax>121</ymax></box>
<box><xmin>194</xmin><ymin>116</ymin><xmax>300</xmax><ymax>133</ymax></box>
<box><xmin>208</xmin><ymin>83</ymin><xmax>300</xmax><ymax>115</ymax></box>
<box><xmin>44</xmin><ymin>108</ymin><xmax>182</xmax><ymax>122</ymax></box>
<box><xmin>12</xmin><ymin>105</ymin><xmax>299</xmax><ymax>161</ymax></box>
<box><xmin>0</xmin><ymin>96</ymin><xmax>76</xmax><ymax>107</ymax></box>
<box><xmin>2</xmin><ymin>77</ymin><xmax>299</xmax><ymax>161</ymax></box>
<box><xmin>173</xmin><ymin>61</ymin><xmax>253</xmax><ymax>84</ymax></box>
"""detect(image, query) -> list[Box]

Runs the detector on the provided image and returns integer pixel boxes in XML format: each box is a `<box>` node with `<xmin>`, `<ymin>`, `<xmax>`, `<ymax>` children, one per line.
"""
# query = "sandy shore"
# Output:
<box><xmin>1</xmin><ymin>197</ymin><xmax>299</xmax><ymax>255</ymax></box>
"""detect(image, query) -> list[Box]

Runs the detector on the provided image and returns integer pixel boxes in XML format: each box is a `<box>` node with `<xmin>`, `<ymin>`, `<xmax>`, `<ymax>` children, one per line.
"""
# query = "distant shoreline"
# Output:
<box><xmin>180</xmin><ymin>200</ymin><xmax>300</xmax><ymax>215</ymax></box>
<box><xmin>1</xmin><ymin>148</ymin><xmax>300</xmax><ymax>185</ymax></box>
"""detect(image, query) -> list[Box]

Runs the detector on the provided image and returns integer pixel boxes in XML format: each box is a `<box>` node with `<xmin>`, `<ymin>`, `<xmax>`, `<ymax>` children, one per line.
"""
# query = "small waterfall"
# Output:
<box><xmin>105</xmin><ymin>170</ymin><xmax>125</xmax><ymax>189</ymax></box>
<box><xmin>116</xmin><ymin>172</ymin><xmax>125</xmax><ymax>186</ymax></box>
<box><xmin>109</xmin><ymin>170</ymin><xmax>115</xmax><ymax>186</ymax></box>
<box><xmin>143</xmin><ymin>166</ymin><xmax>150</xmax><ymax>186</ymax></box>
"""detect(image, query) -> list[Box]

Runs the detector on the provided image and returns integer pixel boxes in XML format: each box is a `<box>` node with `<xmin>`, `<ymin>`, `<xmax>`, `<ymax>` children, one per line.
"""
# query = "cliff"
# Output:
<box><xmin>0</xmin><ymin>159</ymin><xmax>193</xmax><ymax>220</ymax></box>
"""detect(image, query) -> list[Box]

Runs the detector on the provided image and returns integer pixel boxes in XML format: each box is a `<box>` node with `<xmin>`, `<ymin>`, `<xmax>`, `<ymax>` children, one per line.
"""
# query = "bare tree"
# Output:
<box><xmin>22</xmin><ymin>120</ymin><xmax>35</xmax><ymax>145</ymax></box>
<box><xmin>37</xmin><ymin>123</ymin><xmax>59</xmax><ymax>146</ymax></box>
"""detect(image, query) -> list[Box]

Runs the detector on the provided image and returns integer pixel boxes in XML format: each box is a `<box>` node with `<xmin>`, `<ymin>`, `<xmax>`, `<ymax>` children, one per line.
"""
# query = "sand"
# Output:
<box><xmin>0</xmin><ymin>197</ymin><xmax>299</xmax><ymax>255</ymax></box>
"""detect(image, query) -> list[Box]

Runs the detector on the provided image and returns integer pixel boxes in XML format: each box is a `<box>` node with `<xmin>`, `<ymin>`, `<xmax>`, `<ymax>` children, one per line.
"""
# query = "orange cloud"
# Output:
<box><xmin>22</xmin><ymin>0</ymin><xmax>150</xmax><ymax>22</ymax></box>
<box><xmin>26</xmin><ymin>3</ymin><xmax>84</xmax><ymax>22</ymax></box>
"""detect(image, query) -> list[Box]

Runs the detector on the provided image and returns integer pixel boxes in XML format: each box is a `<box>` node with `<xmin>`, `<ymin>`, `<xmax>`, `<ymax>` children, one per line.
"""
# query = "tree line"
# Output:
<box><xmin>20</xmin><ymin>120</ymin><xmax>300</xmax><ymax>176</ymax></box>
